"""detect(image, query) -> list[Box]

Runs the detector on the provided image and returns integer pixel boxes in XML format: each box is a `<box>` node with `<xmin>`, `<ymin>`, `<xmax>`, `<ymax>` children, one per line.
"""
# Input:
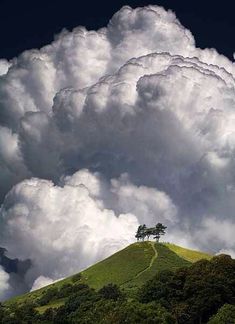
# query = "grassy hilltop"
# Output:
<box><xmin>6</xmin><ymin>242</ymin><xmax>211</xmax><ymax>313</ymax></box>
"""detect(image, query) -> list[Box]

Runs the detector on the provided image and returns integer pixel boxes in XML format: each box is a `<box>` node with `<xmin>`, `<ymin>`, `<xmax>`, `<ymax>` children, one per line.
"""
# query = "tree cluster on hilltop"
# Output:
<box><xmin>135</xmin><ymin>223</ymin><xmax>167</xmax><ymax>242</ymax></box>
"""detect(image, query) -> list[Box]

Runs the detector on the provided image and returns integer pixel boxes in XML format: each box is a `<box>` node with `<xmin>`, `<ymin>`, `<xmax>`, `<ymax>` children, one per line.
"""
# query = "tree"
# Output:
<box><xmin>141</xmin><ymin>224</ymin><xmax>147</xmax><ymax>241</ymax></box>
<box><xmin>70</xmin><ymin>299</ymin><xmax>176</xmax><ymax>324</ymax></box>
<box><xmin>146</xmin><ymin>228</ymin><xmax>154</xmax><ymax>240</ymax></box>
<box><xmin>153</xmin><ymin>223</ymin><xmax>167</xmax><ymax>242</ymax></box>
<box><xmin>135</xmin><ymin>225</ymin><xmax>142</xmax><ymax>241</ymax></box>
<box><xmin>138</xmin><ymin>254</ymin><xmax>235</xmax><ymax>324</ymax></box>
<box><xmin>13</xmin><ymin>301</ymin><xmax>39</xmax><ymax>323</ymax></box>
<box><xmin>135</xmin><ymin>224</ymin><xmax>147</xmax><ymax>241</ymax></box>
<box><xmin>0</xmin><ymin>303</ymin><xmax>5</xmax><ymax>324</ymax></box>
<box><xmin>135</xmin><ymin>223</ymin><xmax>167</xmax><ymax>242</ymax></box>
<box><xmin>110</xmin><ymin>300</ymin><xmax>176</xmax><ymax>324</ymax></box>
<box><xmin>138</xmin><ymin>269</ymin><xmax>175</xmax><ymax>305</ymax></box>
<box><xmin>40</xmin><ymin>307</ymin><xmax>55</xmax><ymax>322</ymax></box>
<box><xmin>38</xmin><ymin>286</ymin><xmax>59</xmax><ymax>306</ymax></box>
<box><xmin>98</xmin><ymin>284</ymin><xmax>125</xmax><ymax>301</ymax></box>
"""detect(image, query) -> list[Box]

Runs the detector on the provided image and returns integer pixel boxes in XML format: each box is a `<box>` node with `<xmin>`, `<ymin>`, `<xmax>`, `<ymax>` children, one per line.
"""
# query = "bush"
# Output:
<box><xmin>208</xmin><ymin>304</ymin><xmax>235</xmax><ymax>324</ymax></box>
<box><xmin>98</xmin><ymin>283</ymin><xmax>125</xmax><ymax>301</ymax></box>
<box><xmin>38</xmin><ymin>286</ymin><xmax>59</xmax><ymax>306</ymax></box>
<box><xmin>57</xmin><ymin>283</ymin><xmax>74</xmax><ymax>298</ymax></box>
<box><xmin>63</xmin><ymin>285</ymin><xmax>98</xmax><ymax>313</ymax></box>
<box><xmin>40</xmin><ymin>307</ymin><xmax>55</xmax><ymax>322</ymax></box>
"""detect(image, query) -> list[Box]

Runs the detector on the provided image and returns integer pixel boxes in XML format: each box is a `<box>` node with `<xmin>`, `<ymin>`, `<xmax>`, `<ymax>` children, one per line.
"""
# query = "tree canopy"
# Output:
<box><xmin>138</xmin><ymin>254</ymin><xmax>235</xmax><ymax>323</ymax></box>
<box><xmin>135</xmin><ymin>223</ymin><xmax>167</xmax><ymax>242</ymax></box>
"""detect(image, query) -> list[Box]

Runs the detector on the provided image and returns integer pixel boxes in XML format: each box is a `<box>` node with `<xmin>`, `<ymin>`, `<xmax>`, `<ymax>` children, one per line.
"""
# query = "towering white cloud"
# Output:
<box><xmin>0</xmin><ymin>169</ymin><xmax>175</xmax><ymax>291</ymax></box>
<box><xmin>0</xmin><ymin>266</ymin><xmax>9</xmax><ymax>300</ymax></box>
<box><xmin>0</xmin><ymin>5</ymin><xmax>235</xmax><ymax>297</ymax></box>
<box><xmin>0</xmin><ymin>60</ymin><xmax>11</xmax><ymax>76</ymax></box>
<box><xmin>30</xmin><ymin>276</ymin><xmax>56</xmax><ymax>292</ymax></box>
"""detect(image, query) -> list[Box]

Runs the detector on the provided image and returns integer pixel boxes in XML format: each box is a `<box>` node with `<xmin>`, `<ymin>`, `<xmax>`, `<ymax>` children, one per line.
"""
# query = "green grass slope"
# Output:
<box><xmin>164</xmin><ymin>243</ymin><xmax>212</xmax><ymax>262</ymax></box>
<box><xmin>82</xmin><ymin>241</ymin><xmax>154</xmax><ymax>289</ymax></box>
<box><xmin>5</xmin><ymin>242</ymin><xmax>212</xmax><ymax>310</ymax></box>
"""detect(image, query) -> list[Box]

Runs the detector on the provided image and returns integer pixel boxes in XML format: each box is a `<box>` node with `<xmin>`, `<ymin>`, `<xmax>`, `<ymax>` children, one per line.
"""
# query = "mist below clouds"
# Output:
<box><xmin>0</xmin><ymin>5</ymin><xmax>235</xmax><ymax>299</ymax></box>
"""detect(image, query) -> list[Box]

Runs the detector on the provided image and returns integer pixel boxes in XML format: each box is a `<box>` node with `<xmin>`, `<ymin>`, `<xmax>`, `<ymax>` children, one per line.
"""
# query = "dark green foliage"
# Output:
<box><xmin>208</xmin><ymin>304</ymin><xmax>235</xmax><ymax>323</ymax></box>
<box><xmin>153</xmin><ymin>223</ymin><xmax>167</xmax><ymax>242</ymax></box>
<box><xmin>98</xmin><ymin>283</ymin><xmax>125</xmax><ymax>301</ymax></box>
<box><xmin>38</xmin><ymin>287</ymin><xmax>59</xmax><ymax>306</ymax></box>
<box><xmin>0</xmin><ymin>303</ymin><xmax>13</xmax><ymax>324</ymax></box>
<box><xmin>139</xmin><ymin>254</ymin><xmax>235</xmax><ymax>323</ymax></box>
<box><xmin>110</xmin><ymin>301</ymin><xmax>175</xmax><ymax>324</ymax></box>
<box><xmin>56</xmin><ymin>283</ymin><xmax>73</xmax><ymax>298</ymax></box>
<box><xmin>135</xmin><ymin>224</ymin><xmax>147</xmax><ymax>241</ymax></box>
<box><xmin>135</xmin><ymin>223</ymin><xmax>167</xmax><ymax>242</ymax></box>
<box><xmin>13</xmin><ymin>301</ymin><xmax>38</xmax><ymax>322</ymax></box>
<box><xmin>53</xmin><ymin>285</ymin><xmax>99</xmax><ymax>323</ymax></box>
<box><xmin>38</xmin><ymin>283</ymin><xmax>90</xmax><ymax>306</ymax></box>
<box><xmin>63</xmin><ymin>284</ymin><xmax>98</xmax><ymax>313</ymax></box>
<box><xmin>138</xmin><ymin>269</ymin><xmax>175</xmax><ymax>305</ymax></box>
<box><xmin>40</xmin><ymin>307</ymin><xmax>55</xmax><ymax>322</ymax></box>
<box><xmin>0</xmin><ymin>304</ymin><xmax>4</xmax><ymax>324</ymax></box>
<box><xmin>68</xmin><ymin>299</ymin><xmax>175</xmax><ymax>324</ymax></box>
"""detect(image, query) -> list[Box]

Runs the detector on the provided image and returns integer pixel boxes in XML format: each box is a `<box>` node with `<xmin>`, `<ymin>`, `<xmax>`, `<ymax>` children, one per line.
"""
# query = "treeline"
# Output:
<box><xmin>0</xmin><ymin>283</ymin><xmax>174</xmax><ymax>324</ymax></box>
<box><xmin>135</xmin><ymin>223</ymin><xmax>167</xmax><ymax>242</ymax></box>
<box><xmin>139</xmin><ymin>254</ymin><xmax>235</xmax><ymax>323</ymax></box>
<box><xmin>1</xmin><ymin>254</ymin><xmax>235</xmax><ymax>323</ymax></box>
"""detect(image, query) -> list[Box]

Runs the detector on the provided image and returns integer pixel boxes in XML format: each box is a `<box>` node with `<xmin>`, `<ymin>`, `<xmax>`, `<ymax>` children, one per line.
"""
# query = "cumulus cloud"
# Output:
<box><xmin>0</xmin><ymin>169</ymin><xmax>175</xmax><ymax>290</ymax></box>
<box><xmin>217</xmin><ymin>249</ymin><xmax>235</xmax><ymax>258</ymax></box>
<box><xmin>0</xmin><ymin>60</ymin><xmax>11</xmax><ymax>76</ymax></box>
<box><xmin>0</xmin><ymin>266</ymin><xmax>10</xmax><ymax>300</ymax></box>
<box><xmin>0</xmin><ymin>4</ymin><xmax>235</xmax><ymax>297</ymax></box>
<box><xmin>195</xmin><ymin>218</ymin><xmax>235</xmax><ymax>252</ymax></box>
<box><xmin>31</xmin><ymin>276</ymin><xmax>55</xmax><ymax>291</ymax></box>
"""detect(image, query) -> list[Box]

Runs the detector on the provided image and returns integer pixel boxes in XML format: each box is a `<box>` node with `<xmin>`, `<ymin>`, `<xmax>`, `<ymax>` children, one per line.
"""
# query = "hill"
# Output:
<box><xmin>5</xmin><ymin>242</ymin><xmax>212</xmax><ymax>313</ymax></box>
<box><xmin>3</xmin><ymin>244</ymin><xmax>235</xmax><ymax>324</ymax></box>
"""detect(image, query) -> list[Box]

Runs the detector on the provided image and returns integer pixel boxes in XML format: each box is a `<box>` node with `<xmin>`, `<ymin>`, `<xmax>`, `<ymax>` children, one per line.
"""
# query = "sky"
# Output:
<box><xmin>1</xmin><ymin>0</ymin><xmax>235</xmax><ymax>60</ymax></box>
<box><xmin>1</xmin><ymin>1</ymin><xmax>235</xmax><ymax>300</ymax></box>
